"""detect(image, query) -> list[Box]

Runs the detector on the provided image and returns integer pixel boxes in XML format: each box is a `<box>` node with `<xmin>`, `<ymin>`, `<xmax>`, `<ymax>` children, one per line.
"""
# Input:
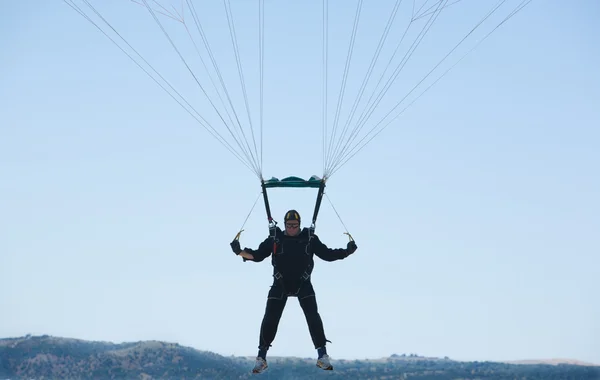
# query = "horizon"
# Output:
<box><xmin>2</xmin><ymin>333</ymin><xmax>599</xmax><ymax>367</ymax></box>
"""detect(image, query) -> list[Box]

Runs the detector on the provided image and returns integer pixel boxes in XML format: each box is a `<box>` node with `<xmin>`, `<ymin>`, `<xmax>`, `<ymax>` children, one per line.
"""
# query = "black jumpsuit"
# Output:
<box><xmin>243</xmin><ymin>227</ymin><xmax>351</xmax><ymax>351</ymax></box>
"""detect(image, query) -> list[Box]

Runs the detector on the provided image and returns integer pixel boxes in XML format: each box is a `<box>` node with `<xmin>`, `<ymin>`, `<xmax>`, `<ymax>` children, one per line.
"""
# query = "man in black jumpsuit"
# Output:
<box><xmin>230</xmin><ymin>209</ymin><xmax>358</xmax><ymax>373</ymax></box>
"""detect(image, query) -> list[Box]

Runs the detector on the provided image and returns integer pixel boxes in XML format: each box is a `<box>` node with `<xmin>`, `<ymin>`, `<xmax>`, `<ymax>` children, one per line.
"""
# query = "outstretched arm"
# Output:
<box><xmin>242</xmin><ymin>237</ymin><xmax>273</xmax><ymax>262</ymax></box>
<box><xmin>230</xmin><ymin>236</ymin><xmax>273</xmax><ymax>262</ymax></box>
<box><xmin>312</xmin><ymin>235</ymin><xmax>358</xmax><ymax>262</ymax></box>
<box><xmin>238</xmin><ymin>250</ymin><xmax>255</xmax><ymax>260</ymax></box>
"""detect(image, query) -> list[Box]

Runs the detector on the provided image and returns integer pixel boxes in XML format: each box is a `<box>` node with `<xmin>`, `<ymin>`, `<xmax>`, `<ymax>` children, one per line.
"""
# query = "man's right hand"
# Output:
<box><xmin>230</xmin><ymin>239</ymin><xmax>242</xmax><ymax>255</ymax></box>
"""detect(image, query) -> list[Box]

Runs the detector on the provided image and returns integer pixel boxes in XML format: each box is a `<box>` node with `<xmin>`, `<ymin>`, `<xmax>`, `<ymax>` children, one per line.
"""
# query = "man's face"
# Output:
<box><xmin>285</xmin><ymin>220</ymin><xmax>300</xmax><ymax>236</ymax></box>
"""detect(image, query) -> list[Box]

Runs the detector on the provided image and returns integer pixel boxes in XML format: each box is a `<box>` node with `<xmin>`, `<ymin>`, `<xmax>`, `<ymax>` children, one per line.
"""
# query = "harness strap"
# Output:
<box><xmin>273</xmin><ymin>270</ymin><xmax>310</xmax><ymax>281</ymax></box>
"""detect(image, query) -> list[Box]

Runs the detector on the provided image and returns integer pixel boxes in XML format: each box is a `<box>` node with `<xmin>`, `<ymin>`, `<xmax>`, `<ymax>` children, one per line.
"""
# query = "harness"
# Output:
<box><xmin>271</xmin><ymin>230</ymin><xmax>313</xmax><ymax>297</ymax></box>
<box><xmin>273</xmin><ymin>270</ymin><xmax>311</xmax><ymax>297</ymax></box>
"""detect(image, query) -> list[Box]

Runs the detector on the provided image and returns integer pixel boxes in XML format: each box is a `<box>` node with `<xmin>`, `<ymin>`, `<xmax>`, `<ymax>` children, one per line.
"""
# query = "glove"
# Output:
<box><xmin>230</xmin><ymin>239</ymin><xmax>242</xmax><ymax>255</ymax></box>
<box><xmin>347</xmin><ymin>240</ymin><xmax>357</xmax><ymax>255</ymax></box>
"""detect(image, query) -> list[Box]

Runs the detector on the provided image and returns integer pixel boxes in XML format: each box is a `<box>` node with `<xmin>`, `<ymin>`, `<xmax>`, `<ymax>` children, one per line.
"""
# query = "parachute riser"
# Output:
<box><xmin>260</xmin><ymin>177</ymin><xmax>326</xmax><ymax>236</ymax></box>
<box><xmin>309</xmin><ymin>180</ymin><xmax>326</xmax><ymax>235</ymax></box>
<box><xmin>261</xmin><ymin>180</ymin><xmax>278</xmax><ymax>236</ymax></box>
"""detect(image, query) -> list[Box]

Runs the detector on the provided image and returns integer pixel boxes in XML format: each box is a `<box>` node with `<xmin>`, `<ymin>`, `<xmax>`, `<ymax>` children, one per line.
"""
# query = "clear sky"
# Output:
<box><xmin>2</xmin><ymin>0</ymin><xmax>599</xmax><ymax>366</ymax></box>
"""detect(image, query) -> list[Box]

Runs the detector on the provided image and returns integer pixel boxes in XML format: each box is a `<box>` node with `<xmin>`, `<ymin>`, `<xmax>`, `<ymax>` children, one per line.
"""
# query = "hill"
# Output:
<box><xmin>1</xmin><ymin>335</ymin><xmax>598</xmax><ymax>379</ymax></box>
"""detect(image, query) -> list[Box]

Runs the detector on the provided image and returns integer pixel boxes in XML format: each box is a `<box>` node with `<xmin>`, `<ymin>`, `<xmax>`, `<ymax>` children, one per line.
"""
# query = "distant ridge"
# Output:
<box><xmin>1</xmin><ymin>335</ymin><xmax>598</xmax><ymax>379</ymax></box>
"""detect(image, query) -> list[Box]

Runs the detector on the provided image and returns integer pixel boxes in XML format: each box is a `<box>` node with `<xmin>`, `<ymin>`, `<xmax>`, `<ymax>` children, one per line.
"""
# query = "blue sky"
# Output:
<box><xmin>2</xmin><ymin>0</ymin><xmax>599</xmax><ymax>365</ymax></box>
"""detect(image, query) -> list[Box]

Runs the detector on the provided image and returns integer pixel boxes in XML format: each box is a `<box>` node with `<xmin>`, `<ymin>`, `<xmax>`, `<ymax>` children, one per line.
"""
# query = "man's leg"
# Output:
<box><xmin>252</xmin><ymin>294</ymin><xmax>287</xmax><ymax>374</ymax></box>
<box><xmin>258</xmin><ymin>296</ymin><xmax>287</xmax><ymax>356</ymax></box>
<box><xmin>298</xmin><ymin>290</ymin><xmax>333</xmax><ymax>370</ymax></box>
<box><xmin>298</xmin><ymin>294</ymin><xmax>327</xmax><ymax>350</ymax></box>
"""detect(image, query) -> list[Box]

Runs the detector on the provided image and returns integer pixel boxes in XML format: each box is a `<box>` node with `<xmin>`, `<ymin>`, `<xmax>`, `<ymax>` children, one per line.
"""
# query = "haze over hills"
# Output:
<box><xmin>502</xmin><ymin>358</ymin><xmax>600</xmax><ymax>367</ymax></box>
<box><xmin>1</xmin><ymin>335</ymin><xmax>598</xmax><ymax>379</ymax></box>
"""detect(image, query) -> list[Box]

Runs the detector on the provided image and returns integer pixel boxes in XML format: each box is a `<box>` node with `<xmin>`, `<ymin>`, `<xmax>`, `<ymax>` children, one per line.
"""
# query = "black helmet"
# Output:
<box><xmin>284</xmin><ymin>210</ymin><xmax>301</xmax><ymax>223</ymax></box>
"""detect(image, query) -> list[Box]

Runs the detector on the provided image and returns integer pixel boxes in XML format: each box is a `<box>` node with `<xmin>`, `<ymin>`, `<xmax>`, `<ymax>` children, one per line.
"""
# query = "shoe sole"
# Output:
<box><xmin>317</xmin><ymin>365</ymin><xmax>333</xmax><ymax>370</ymax></box>
<box><xmin>252</xmin><ymin>365</ymin><xmax>268</xmax><ymax>374</ymax></box>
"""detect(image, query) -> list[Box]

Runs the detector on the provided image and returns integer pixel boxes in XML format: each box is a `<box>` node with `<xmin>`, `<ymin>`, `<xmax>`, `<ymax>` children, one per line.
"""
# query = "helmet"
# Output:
<box><xmin>284</xmin><ymin>210</ymin><xmax>301</xmax><ymax>223</ymax></box>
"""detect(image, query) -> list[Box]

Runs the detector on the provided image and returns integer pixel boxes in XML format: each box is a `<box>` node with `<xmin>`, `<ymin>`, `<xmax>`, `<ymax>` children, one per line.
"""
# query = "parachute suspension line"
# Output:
<box><xmin>329</xmin><ymin>0</ymin><xmax>485</xmax><ymax>175</ymax></box>
<box><xmin>324</xmin><ymin>193</ymin><xmax>353</xmax><ymax>242</ymax></box>
<box><xmin>67</xmin><ymin>0</ymin><xmax>266</xmax><ymax>180</ymax></box>
<box><xmin>324</xmin><ymin>0</ymin><xmax>441</xmax><ymax>177</ymax></box>
<box><xmin>327</xmin><ymin>0</ymin><xmax>535</xmax><ymax>178</ymax></box>
<box><xmin>413</xmin><ymin>0</ymin><xmax>465</xmax><ymax>21</ymax></box>
<box><xmin>184</xmin><ymin>2</ymin><xmax>262</xmax><ymax>180</ymax></box>
<box><xmin>259</xmin><ymin>0</ymin><xmax>265</xmax><ymax>174</ymax></box>
<box><xmin>142</xmin><ymin>0</ymin><xmax>260</xmax><ymax>176</ymax></box>
<box><xmin>322</xmin><ymin>0</ymin><xmax>329</xmax><ymax>179</ymax></box>
<box><xmin>183</xmin><ymin>0</ymin><xmax>247</xmax><ymax>157</ymax></box>
<box><xmin>326</xmin><ymin>0</ymin><xmax>448</xmax><ymax>175</ymax></box>
<box><xmin>382</xmin><ymin>0</ymin><xmax>531</xmax><ymax>127</ymax></box>
<box><xmin>223</xmin><ymin>0</ymin><xmax>262</xmax><ymax>176</ymax></box>
<box><xmin>413</xmin><ymin>0</ymin><xmax>432</xmax><ymax>17</ymax></box>
<box><xmin>325</xmin><ymin>0</ymin><xmax>403</xmax><ymax>179</ymax></box>
<box><xmin>182</xmin><ymin>0</ymin><xmax>261</xmax><ymax>177</ymax></box>
<box><xmin>234</xmin><ymin>191</ymin><xmax>262</xmax><ymax>241</ymax></box>
<box><xmin>503</xmin><ymin>0</ymin><xmax>534</xmax><ymax>24</ymax></box>
<box><xmin>328</xmin><ymin>10</ymin><xmax>414</xmax><ymax>176</ymax></box>
<box><xmin>182</xmin><ymin>0</ymin><xmax>261</xmax><ymax>178</ymax></box>
<box><xmin>63</xmin><ymin>0</ymin><xmax>256</xmax><ymax>176</ymax></box>
<box><xmin>324</xmin><ymin>0</ymin><xmax>363</xmax><ymax>175</ymax></box>
<box><xmin>327</xmin><ymin>1</ymin><xmax>425</xmax><ymax>172</ymax></box>
<box><xmin>361</xmin><ymin>0</ymin><xmax>509</xmax><ymax>126</ymax></box>
<box><xmin>130</xmin><ymin>0</ymin><xmax>181</xmax><ymax>22</ymax></box>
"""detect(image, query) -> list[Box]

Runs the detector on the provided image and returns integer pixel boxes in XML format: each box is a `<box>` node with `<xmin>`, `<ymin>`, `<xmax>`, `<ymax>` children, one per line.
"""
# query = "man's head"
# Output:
<box><xmin>284</xmin><ymin>209</ymin><xmax>301</xmax><ymax>236</ymax></box>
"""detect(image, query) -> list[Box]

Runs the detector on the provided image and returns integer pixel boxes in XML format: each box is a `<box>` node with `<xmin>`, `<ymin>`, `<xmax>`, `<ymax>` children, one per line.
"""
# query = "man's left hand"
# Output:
<box><xmin>347</xmin><ymin>240</ymin><xmax>357</xmax><ymax>255</ymax></box>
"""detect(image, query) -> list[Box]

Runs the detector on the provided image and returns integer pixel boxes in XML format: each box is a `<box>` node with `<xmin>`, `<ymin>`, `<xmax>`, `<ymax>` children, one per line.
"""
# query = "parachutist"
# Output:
<box><xmin>230</xmin><ymin>209</ymin><xmax>357</xmax><ymax>374</ymax></box>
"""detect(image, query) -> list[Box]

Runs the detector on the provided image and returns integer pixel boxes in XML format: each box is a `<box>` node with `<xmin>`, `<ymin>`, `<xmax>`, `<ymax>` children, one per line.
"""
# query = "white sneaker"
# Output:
<box><xmin>316</xmin><ymin>354</ymin><xmax>333</xmax><ymax>370</ymax></box>
<box><xmin>252</xmin><ymin>356</ymin><xmax>268</xmax><ymax>373</ymax></box>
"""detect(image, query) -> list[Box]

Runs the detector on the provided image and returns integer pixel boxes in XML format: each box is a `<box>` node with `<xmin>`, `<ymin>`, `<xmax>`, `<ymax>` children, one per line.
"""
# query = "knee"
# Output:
<box><xmin>262</xmin><ymin>301</ymin><xmax>286</xmax><ymax>324</ymax></box>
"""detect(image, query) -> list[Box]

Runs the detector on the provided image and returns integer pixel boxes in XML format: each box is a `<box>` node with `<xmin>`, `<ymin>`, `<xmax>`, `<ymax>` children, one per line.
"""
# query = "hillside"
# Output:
<box><xmin>1</xmin><ymin>335</ymin><xmax>598</xmax><ymax>379</ymax></box>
